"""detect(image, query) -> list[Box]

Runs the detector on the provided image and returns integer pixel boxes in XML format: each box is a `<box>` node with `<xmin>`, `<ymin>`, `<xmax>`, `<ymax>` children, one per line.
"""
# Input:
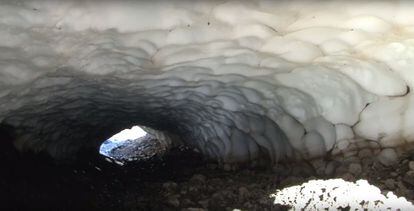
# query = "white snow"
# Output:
<box><xmin>354</xmin><ymin>94</ymin><xmax>414</xmax><ymax>147</ymax></box>
<box><xmin>271</xmin><ymin>179</ymin><xmax>414</xmax><ymax>210</ymax></box>
<box><xmin>107</xmin><ymin>126</ymin><xmax>147</xmax><ymax>142</ymax></box>
<box><xmin>335</xmin><ymin>124</ymin><xmax>354</xmax><ymax>141</ymax></box>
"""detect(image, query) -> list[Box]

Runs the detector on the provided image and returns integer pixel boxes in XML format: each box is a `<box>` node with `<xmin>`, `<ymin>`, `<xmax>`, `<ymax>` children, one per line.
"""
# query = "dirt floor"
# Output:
<box><xmin>1</xmin><ymin>140</ymin><xmax>414</xmax><ymax>211</ymax></box>
<box><xmin>0</xmin><ymin>144</ymin><xmax>289</xmax><ymax>211</ymax></box>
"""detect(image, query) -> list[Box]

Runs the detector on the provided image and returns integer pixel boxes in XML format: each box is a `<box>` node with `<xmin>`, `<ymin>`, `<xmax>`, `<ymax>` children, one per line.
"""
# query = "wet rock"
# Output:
<box><xmin>182</xmin><ymin>208</ymin><xmax>206</xmax><ymax>211</ymax></box>
<box><xmin>343</xmin><ymin>156</ymin><xmax>360</xmax><ymax>164</ymax></box>
<box><xmin>238</xmin><ymin>186</ymin><xmax>249</xmax><ymax>199</ymax></box>
<box><xmin>403</xmin><ymin>171</ymin><xmax>414</xmax><ymax>187</ymax></box>
<box><xmin>190</xmin><ymin>174</ymin><xmax>206</xmax><ymax>184</ymax></box>
<box><xmin>166</xmin><ymin>195</ymin><xmax>180</xmax><ymax>207</ymax></box>
<box><xmin>223</xmin><ymin>164</ymin><xmax>232</xmax><ymax>171</ymax></box>
<box><xmin>377</xmin><ymin>148</ymin><xmax>398</xmax><ymax>166</ymax></box>
<box><xmin>243</xmin><ymin>202</ymin><xmax>253</xmax><ymax>208</ymax></box>
<box><xmin>340</xmin><ymin>173</ymin><xmax>355</xmax><ymax>181</ymax></box>
<box><xmin>311</xmin><ymin>159</ymin><xmax>326</xmax><ymax>171</ymax></box>
<box><xmin>198</xmin><ymin>199</ymin><xmax>209</xmax><ymax>208</ymax></box>
<box><xmin>349</xmin><ymin>163</ymin><xmax>362</xmax><ymax>176</ymax></box>
<box><xmin>180</xmin><ymin>189</ymin><xmax>188</xmax><ymax>195</ymax></box>
<box><xmin>334</xmin><ymin>165</ymin><xmax>349</xmax><ymax>176</ymax></box>
<box><xmin>280</xmin><ymin>176</ymin><xmax>304</xmax><ymax>187</ymax></box>
<box><xmin>343</xmin><ymin>150</ymin><xmax>358</xmax><ymax>158</ymax></box>
<box><xmin>188</xmin><ymin>186</ymin><xmax>199</xmax><ymax>194</ymax></box>
<box><xmin>207</xmin><ymin>163</ymin><xmax>218</xmax><ymax>170</ymax></box>
<box><xmin>384</xmin><ymin>178</ymin><xmax>396</xmax><ymax>190</ymax></box>
<box><xmin>396</xmin><ymin>181</ymin><xmax>411</xmax><ymax>197</ymax></box>
<box><xmin>409</xmin><ymin>161</ymin><xmax>414</xmax><ymax>171</ymax></box>
<box><xmin>358</xmin><ymin>148</ymin><xmax>372</xmax><ymax>158</ymax></box>
<box><xmin>211</xmin><ymin>192</ymin><xmax>222</xmax><ymax>200</ymax></box>
<box><xmin>241</xmin><ymin>169</ymin><xmax>253</xmax><ymax>176</ymax></box>
<box><xmin>290</xmin><ymin>163</ymin><xmax>314</xmax><ymax>177</ymax></box>
<box><xmin>324</xmin><ymin>161</ymin><xmax>338</xmax><ymax>176</ymax></box>
<box><xmin>259</xmin><ymin>197</ymin><xmax>270</xmax><ymax>205</ymax></box>
<box><xmin>163</xmin><ymin>182</ymin><xmax>178</xmax><ymax>191</ymax></box>
<box><xmin>181</xmin><ymin>198</ymin><xmax>195</xmax><ymax>207</ymax></box>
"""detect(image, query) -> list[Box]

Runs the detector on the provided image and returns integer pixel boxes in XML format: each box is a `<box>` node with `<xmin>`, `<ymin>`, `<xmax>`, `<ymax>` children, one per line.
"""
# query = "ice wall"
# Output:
<box><xmin>0</xmin><ymin>0</ymin><xmax>413</xmax><ymax>164</ymax></box>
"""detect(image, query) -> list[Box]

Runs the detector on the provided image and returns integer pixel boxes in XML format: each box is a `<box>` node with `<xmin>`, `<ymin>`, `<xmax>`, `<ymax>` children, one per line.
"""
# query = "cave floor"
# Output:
<box><xmin>1</xmin><ymin>147</ymin><xmax>288</xmax><ymax>211</ymax></box>
<box><xmin>1</xmin><ymin>147</ymin><xmax>414</xmax><ymax>211</ymax></box>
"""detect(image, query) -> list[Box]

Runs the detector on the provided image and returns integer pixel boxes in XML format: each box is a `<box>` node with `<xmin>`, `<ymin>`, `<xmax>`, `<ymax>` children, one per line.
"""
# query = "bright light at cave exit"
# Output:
<box><xmin>99</xmin><ymin>126</ymin><xmax>147</xmax><ymax>156</ymax></box>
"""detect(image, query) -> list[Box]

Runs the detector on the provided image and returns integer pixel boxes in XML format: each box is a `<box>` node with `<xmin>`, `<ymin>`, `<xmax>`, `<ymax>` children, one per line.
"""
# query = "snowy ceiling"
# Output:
<box><xmin>0</xmin><ymin>0</ymin><xmax>413</xmax><ymax>164</ymax></box>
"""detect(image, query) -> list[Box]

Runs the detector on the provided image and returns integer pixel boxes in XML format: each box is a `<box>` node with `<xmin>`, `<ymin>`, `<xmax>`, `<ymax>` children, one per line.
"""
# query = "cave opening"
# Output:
<box><xmin>98</xmin><ymin>125</ymin><xmax>163</xmax><ymax>165</ymax></box>
<box><xmin>100</xmin><ymin>125</ymin><xmax>148</xmax><ymax>157</ymax></box>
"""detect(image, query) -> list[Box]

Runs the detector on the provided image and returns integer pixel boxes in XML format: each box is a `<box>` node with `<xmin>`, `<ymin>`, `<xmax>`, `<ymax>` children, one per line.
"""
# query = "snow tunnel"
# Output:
<box><xmin>1</xmin><ymin>0</ymin><xmax>414</xmax><ymax>167</ymax></box>
<box><xmin>1</xmin><ymin>0</ymin><xmax>414</xmax><ymax>210</ymax></box>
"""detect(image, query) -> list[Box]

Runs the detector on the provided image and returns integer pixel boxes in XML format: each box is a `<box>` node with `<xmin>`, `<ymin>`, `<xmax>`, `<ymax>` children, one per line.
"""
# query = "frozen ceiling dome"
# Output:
<box><xmin>1</xmin><ymin>0</ymin><xmax>414</xmax><ymax>165</ymax></box>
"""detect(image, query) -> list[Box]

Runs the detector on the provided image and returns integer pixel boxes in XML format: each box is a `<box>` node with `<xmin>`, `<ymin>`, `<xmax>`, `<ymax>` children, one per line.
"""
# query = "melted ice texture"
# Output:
<box><xmin>0</xmin><ymin>0</ymin><xmax>414</xmax><ymax>163</ymax></box>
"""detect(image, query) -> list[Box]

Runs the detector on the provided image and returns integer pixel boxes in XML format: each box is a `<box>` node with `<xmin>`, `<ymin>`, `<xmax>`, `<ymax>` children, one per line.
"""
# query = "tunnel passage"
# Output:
<box><xmin>1</xmin><ymin>70</ymin><xmax>294</xmax><ymax>165</ymax></box>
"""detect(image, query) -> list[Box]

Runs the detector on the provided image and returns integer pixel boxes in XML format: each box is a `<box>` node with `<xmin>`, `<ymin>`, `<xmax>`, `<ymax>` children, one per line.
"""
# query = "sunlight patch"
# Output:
<box><xmin>99</xmin><ymin>125</ymin><xmax>147</xmax><ymax>157</ymax></box>
<box><xmin>108</xmin><ymin>126</ymin><xmax>147</xmax><ymax>142</ymax></box>
<box><xmin>270</xmin><ymin>178</ymin><xmax>414</xmax><ymax>210</ymax></box>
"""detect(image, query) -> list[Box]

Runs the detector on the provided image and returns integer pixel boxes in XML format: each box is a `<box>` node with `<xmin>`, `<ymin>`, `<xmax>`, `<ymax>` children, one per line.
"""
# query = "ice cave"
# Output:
<box><xmin>1</xmin><ymin>0</ymin><xmax>414</xmax><ymax>210</ymax></box>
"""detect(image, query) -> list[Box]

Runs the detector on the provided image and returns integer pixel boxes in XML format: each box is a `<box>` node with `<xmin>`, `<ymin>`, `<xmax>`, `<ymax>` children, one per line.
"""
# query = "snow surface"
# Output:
<box><xmin>0</xmin><ymin>0</ymin><xmax>413</xmax><ymax>164</ymax></box>
<box><xmin>107</xmin><ymin>126</ymin><xmax>147</xmax><ymax>143</ymax></box>
<box><xmin>271</xmin><ymin>179</ymin><xmax>414</xmax><ymax>210</ymax></box>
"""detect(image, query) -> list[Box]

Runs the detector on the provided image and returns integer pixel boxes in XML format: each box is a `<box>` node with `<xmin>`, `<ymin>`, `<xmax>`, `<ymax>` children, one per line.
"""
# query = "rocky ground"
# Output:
<box><xmin>1</xmin><ymin>141</ymin><xmax>414</xmax><ymax>210</ymax></box>
<box><xmin>363</xmin><ymin>155</ymin><xmax>414</xmax><ymax>201</ymax></box>
<box><xmin>104</xmin><ymin>134</ymin><xmax>168</xmax><ymax>164</ymax></box>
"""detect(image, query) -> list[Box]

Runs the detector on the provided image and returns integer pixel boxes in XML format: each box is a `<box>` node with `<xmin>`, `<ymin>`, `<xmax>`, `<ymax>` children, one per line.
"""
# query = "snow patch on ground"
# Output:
<box><xmin>271</xmin><ymin>179</ymin><xmax>414</xmax><ymax>210</ymax></box>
